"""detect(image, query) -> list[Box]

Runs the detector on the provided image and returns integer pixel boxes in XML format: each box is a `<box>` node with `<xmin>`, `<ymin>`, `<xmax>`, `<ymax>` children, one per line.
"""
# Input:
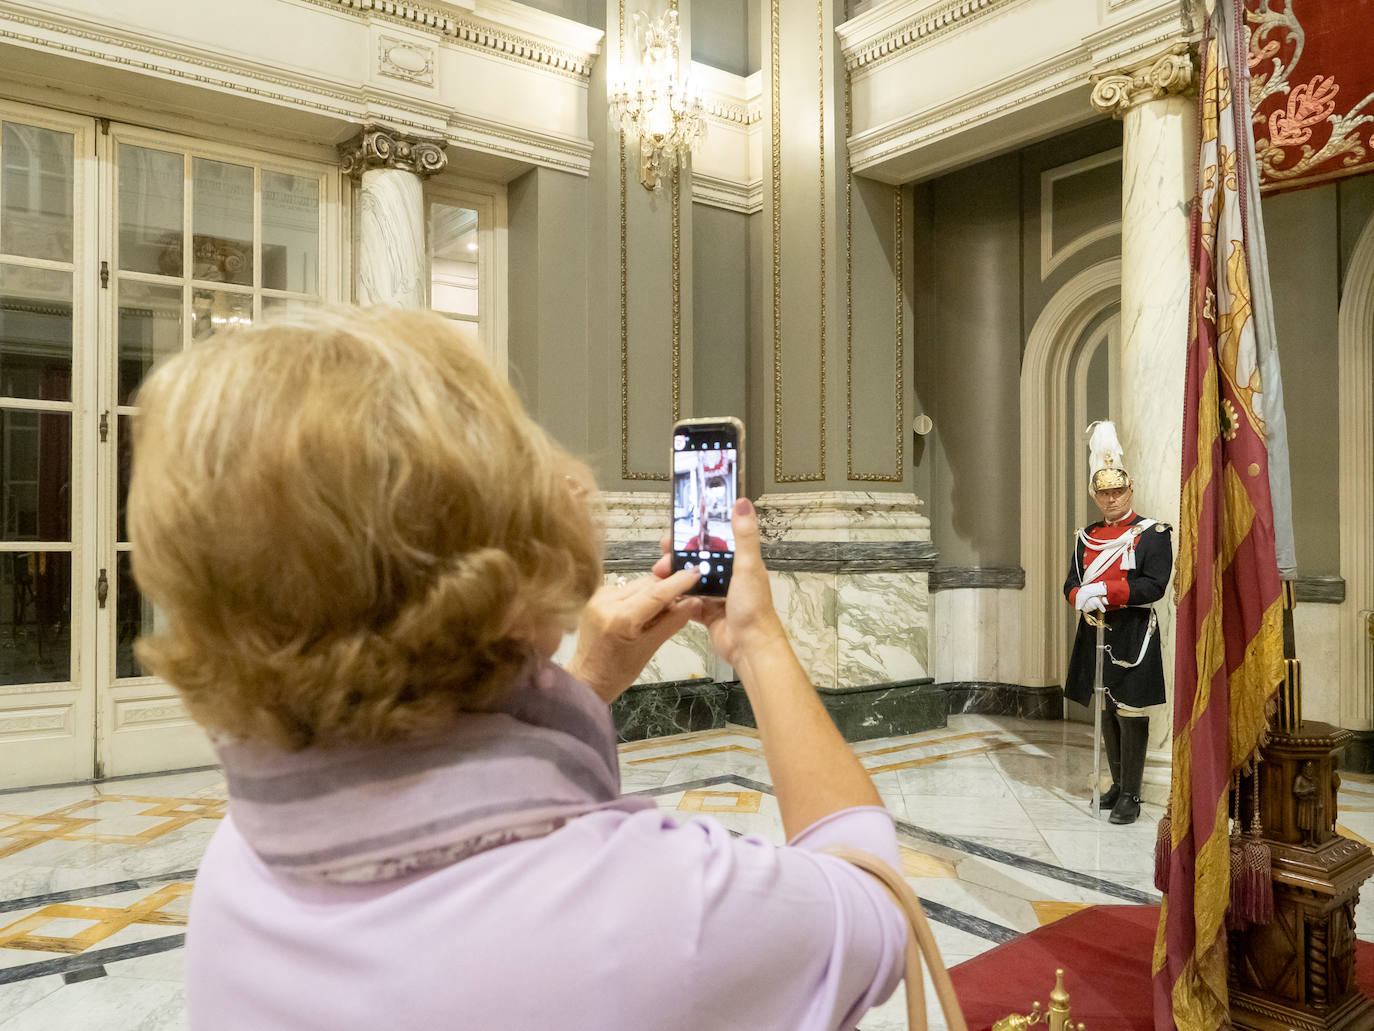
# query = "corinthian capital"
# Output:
<box><xmin>339</xmin><ymin>126</ymin><xmax>448</xmax><ymax>178</ymax></box>
<box><xmin>1090</xmin><ymin>42</ymin><xmax>1196</xmax><ymax>118</ymax></box>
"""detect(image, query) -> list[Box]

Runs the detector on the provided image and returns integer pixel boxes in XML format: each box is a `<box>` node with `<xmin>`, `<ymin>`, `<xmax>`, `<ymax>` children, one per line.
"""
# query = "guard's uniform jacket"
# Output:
<box><xmin>1062</xmin><ymin>513</ymin><xmax>1173</xmax><ymax>709</ymax></box>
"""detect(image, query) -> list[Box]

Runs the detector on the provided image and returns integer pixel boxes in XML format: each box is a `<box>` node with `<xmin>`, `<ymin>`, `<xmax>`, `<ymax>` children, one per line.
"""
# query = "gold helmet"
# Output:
<box><xmin>1087</xmin><ymin>421</ymin><xmax>1131</xmax><ymax>494</ymax></box>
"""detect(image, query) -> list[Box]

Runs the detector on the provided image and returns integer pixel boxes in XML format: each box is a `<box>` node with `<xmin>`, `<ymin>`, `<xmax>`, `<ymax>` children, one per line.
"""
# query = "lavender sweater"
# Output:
<box><xmin>186</xmin><ymin>804</ymin><xmax>908</xmax><ymax>1029</ymax></box>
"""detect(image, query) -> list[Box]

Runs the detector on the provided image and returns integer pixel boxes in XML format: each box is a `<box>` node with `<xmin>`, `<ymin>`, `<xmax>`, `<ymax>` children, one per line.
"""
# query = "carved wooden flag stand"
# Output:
<box><xmin>1228</xmin><ymin>586</ymin><xmax>1374</xmax><ymax>1030</ymax></box>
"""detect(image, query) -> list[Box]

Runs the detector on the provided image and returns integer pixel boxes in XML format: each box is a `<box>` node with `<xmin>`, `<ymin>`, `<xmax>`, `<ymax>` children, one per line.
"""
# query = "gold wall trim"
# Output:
<box><xmin>617</xmin><ymin>0</ymin><xmax>682</xmax><ymax>482</ymax></box>
<box><xmin>671</xmin><ymin>170</ymin><xmax>682</xmax><ymax>422</ymax></box>
<box><xmin>771</xmin><ymin>0</ymin><xmax>827</xmax><ymax>484</ymax></box>
<box><xmin>843</xmin><ymin>49</ymin><xmax>905</xmax><ymax>482</ymax></box>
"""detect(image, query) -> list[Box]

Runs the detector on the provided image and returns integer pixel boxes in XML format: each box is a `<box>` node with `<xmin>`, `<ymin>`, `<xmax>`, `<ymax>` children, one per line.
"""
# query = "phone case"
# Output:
<box><xmin>671</xmin><ymin>418</ymin><xmax>744</xmax><ymax>597</ymax></box>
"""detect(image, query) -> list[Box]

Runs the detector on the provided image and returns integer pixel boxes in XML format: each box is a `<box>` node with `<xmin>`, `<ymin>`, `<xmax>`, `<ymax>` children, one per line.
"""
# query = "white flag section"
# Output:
<box><xmin>1218</xmin><ymin>0</ymin><xmax>1297</xmax><ymax>578</ymax></box>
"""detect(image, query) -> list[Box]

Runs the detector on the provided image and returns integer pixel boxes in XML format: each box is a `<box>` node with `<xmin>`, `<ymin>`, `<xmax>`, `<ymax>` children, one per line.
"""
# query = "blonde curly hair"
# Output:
<box><xmin>129</xmin><ymin>306</ymin><xmax>602</xmax><ymax>749</ymax></box>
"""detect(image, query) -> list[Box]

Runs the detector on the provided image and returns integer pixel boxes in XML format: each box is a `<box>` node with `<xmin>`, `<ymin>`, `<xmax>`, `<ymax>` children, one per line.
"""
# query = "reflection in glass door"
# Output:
<box><xmin>0</xmin><ymin>110</ymin><xmax>337</xmax><ymax>788</ymax></box>
<box><xmin>0</xmin><ymin>108</ymin><xmax>92</xmax><ymax>789</ymax></box>
<box><xmin>100</xmin><ymin>128</ymin><xmax>331</xmax><ymax>777</ymax></box>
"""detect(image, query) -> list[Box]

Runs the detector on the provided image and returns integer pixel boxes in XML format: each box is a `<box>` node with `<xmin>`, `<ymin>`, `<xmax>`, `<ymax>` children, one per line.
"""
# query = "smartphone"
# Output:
<box><xmin>671</xmin><ymin>417</ymin><xmax>744</xmax><ymax>597</ymax></box>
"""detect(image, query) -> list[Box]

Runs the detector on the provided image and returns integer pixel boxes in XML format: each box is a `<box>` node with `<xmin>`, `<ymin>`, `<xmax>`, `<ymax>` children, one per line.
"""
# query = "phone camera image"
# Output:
<box><xmin>671</xmin><ymin>429</ymin><xmax>738</xmax><ymax>596</ymax></box>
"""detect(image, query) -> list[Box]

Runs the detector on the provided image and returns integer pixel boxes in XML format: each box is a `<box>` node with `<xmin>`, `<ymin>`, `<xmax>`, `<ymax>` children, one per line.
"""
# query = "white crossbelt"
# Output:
<box><xmin>1077</xmin><ymin>519</ymin><xmax>1159</xmax><ymax>672</ymax></box>
<box><xmin>1076</xmin><ymin>518</ymin><xmax>1156</xmax><ymax>584</ymax></box>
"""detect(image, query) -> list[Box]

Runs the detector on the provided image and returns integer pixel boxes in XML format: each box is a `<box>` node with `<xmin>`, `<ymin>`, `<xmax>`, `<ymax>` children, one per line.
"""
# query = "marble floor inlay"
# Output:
<box><xmin>1</xmin><ymin>714</ymin><xmax>1372</xmax><ymax>1030</ymax></box>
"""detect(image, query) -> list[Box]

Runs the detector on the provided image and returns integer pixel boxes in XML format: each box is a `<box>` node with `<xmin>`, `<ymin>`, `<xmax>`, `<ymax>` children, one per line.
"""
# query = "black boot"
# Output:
<box><xmin>1099</xmin><ymin>702</ymin><xmax>1122</xmax><ymax>809</ymax></box>
<box><xmin>1110</xmin><ymin>715</ymin><xmax>1148</xmax><ymax>825</ymax></box>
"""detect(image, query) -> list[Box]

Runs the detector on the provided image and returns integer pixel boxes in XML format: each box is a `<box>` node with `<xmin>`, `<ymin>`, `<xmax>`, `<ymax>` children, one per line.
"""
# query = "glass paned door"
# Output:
<box><xmin>0</xmin><ymin>108</ymin><xmax>93</xmax><ymax>790</ymax></box>
<box><xmin>99</xmin><ymin>127</ymin><xmax>332</xmax><ymax>778</ymax></box>
<box><xmin>426</xmin><ymin>181</ymin><xmax>506</xmax><ymax>374</ymax></box>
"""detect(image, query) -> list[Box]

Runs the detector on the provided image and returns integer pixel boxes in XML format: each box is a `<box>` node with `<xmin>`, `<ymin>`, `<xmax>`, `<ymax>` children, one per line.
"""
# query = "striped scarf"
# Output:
<box><xmin>216</xmin><ymin>662</ymin><xmax>653</xmax><ymax>883</ymax></box>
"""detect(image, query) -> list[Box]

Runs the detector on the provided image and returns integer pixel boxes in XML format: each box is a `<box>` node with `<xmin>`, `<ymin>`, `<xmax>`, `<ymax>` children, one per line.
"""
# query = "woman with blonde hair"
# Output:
<box><xmin>129</xmin><ymin>306</ymin><xmax>908</xmax><ymax>1030</ymax></box>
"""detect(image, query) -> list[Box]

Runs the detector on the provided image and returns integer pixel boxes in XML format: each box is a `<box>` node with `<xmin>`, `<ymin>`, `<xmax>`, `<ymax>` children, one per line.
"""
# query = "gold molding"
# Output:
<box><xmin>771</xmin><ymin>0</ymin><xmax>827</xmax><ymax>484</ymax></box>
<box><xmin>617</xmin><ymin>0</ymin><xmax>681</xmax><ymax>483</ymax></box>
<box><xmin>671</xmin><ymin>169</ymin><xmax>682</xmax><ymax>423</ymax></box>
<box><xmin>843</xmin><ymin>28</ymin><xmax>904</xmax><ymax>483</ymax></box>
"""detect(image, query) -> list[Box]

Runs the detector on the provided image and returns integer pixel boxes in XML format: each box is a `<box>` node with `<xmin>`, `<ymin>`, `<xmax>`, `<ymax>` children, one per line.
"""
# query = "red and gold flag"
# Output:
<box><xmin>1152</xmin><ymin>2</ymin><xmax>1287</xmax><ymax>1027</ymax></box>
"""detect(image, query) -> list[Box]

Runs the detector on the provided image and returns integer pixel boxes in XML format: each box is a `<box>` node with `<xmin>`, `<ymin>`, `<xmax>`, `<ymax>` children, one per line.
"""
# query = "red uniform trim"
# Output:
<box><xmin>1080</xmin><ymin>516</ymin><xmax>1140</xmax><ymax>610</ymax></box>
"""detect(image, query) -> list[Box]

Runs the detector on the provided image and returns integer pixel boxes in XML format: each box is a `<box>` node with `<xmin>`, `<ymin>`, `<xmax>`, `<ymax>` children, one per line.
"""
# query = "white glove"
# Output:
<box><xmin>1074</xmin><ymin>582</ymin><xmax>1107</xmax><ymax>611</ymax></box>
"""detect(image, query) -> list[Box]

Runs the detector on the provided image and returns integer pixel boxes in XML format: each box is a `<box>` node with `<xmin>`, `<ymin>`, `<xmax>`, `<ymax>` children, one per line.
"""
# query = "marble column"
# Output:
<box><xmin>1090</xmin><ymin>43</ymin><xmax>1198</xmax><ymax>788</ymax></box>
<box><xmin>340</xmin><ymin>127</ymin><xmax>449</xmax><ymax>309</ymax></box>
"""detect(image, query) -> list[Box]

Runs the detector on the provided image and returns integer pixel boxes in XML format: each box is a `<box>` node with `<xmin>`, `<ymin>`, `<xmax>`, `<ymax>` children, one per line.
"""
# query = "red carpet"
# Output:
<box><xmin>949</xmin><ymin>905</ymin><xmax>1374</xmax><ymax>1030</ymax></box>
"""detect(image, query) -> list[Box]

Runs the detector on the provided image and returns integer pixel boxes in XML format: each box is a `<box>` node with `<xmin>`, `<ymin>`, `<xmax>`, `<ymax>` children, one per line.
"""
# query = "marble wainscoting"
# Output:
<box><xmin>577</xmin><ymin>491</ymin><xmax>945</xmax><ymax>743</ymax></box>
<box><xmin>755</xmin><ymin>493</ymin><xmax>941</xmax><ymax>741</ymax></box>
<box><xmin>552</xmin><ymin>492</ymin><xmax>724</xmax><ymax>742</ymax></box>
<box><xmin>929</xmin><ymin>571</ymin><xmax>1062</xmax><ymax>720</ymax></box>
<box><xmin>611</xmin><ymin>678</ymin><xmax>731</xmax><ymax>741</ymax></box>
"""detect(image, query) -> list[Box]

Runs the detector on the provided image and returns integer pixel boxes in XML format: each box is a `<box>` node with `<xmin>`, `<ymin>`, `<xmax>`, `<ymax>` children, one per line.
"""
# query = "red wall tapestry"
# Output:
<box><xmin>1247</xmin><ymin>0</ymin><xmax>1374</xmax><ymax>194</ymax></box>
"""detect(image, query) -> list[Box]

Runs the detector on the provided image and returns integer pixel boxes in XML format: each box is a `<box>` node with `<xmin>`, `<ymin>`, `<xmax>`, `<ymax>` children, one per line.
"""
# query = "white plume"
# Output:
<box><xmin>1086</xmin><ymin>420</ymin><xmax>1126</xmax><ymax>482</ymax></box>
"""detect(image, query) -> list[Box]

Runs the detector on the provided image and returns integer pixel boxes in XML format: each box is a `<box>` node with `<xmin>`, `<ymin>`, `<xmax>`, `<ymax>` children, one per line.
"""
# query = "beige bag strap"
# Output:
<box><xmin>824</xmin><ymin>846</ymin><xmax>970</xmax><ymax>1031</ymax></box>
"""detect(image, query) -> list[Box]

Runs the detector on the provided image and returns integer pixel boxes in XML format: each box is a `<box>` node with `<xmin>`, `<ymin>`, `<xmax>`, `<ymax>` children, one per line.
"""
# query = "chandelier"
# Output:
<box><xmin>608</xmin><ymin>10</ymin><xmax>706</xmax><ymax>192</ymax></box>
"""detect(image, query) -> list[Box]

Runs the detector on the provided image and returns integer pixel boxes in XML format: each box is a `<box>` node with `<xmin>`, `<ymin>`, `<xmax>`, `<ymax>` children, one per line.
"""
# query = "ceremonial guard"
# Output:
<box><xmin>1063</xmin><ymin>422</ymin><xmax>1173</xmax><ymax>825</ymax></box>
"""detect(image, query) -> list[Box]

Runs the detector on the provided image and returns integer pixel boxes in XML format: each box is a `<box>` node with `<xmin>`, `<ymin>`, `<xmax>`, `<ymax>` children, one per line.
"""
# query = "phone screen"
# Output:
<box><xmin>672</xmin><ymin>423</ymin><xmax>739</xmax><ymax>596</ymax></box>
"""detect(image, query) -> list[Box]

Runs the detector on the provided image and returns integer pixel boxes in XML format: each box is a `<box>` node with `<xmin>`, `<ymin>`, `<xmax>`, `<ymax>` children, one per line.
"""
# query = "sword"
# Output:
<box><xmin>1086</xmin><ymin>612</ymin><xmax>1107</xmax><ymax>820</ymax></box>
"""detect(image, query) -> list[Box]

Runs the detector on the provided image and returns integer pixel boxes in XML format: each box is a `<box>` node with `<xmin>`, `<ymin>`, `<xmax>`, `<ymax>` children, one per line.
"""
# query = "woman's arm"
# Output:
<box><xmin>657</xmin><ymin>499</ymin><xmax>883</xmax><ymax>839</ymax></box>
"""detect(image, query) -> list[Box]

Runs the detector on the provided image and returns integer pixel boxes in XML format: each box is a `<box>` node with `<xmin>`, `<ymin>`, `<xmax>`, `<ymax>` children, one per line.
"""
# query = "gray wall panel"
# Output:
<box><xmin>691</xmin><ymin>203</ymin><xmax>749</xmax><ymax>422</ymax></box>
<box><xmin>506</xmin><ymin>169</ymin><xmax>594</xmax><ymax>458</ymax></box>
<box><xmin>848</xmin><ymin>174</ymin><xmax>908</xmax><ymax>483</ymax></box>
<box><xmin>1264</xmin><ymin>185</ymin><xmax>1341</xmax><ymax>575</ymax></box>
<box><xmin>926</xmin><ymin>154</ymin><xmax>1022</xmax><ymax>567</ymax></box>
<box><xmin>1019</xmin><ymin>121</ymin><xmax>1123</xmax><ymax>346</ymax></box>
<box><xmin>1339</xmin><ymin>175</ymin><xmax>1374</xmax><ymax>288</ymax></box>
<box><xmin>690</xmin><ymin>0</ymin><xmax>749</xmax><ymax>75</ymax></box>
<box><xmin>911</xmin><ymin>181</ymin><xmax>936</xmax><ymax>508</ymax></box>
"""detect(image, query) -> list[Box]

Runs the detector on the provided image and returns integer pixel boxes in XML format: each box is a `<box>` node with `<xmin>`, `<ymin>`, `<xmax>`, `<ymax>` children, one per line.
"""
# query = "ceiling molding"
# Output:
<box><xmin>691</xmin><ymin>171</ymin><xmax>763</xmax><ymax>214</ymax></box>
<box><xmin>691</xmin><ymin>62</ymin><xmax>763</xmax><ymax>126</ymax></box>
<box><xmin>447</xmin><ymin>109</ymin><xmax>593</xmax><ymax>174</ymax></box>
<box><xmin>837</xmin><ymin>0</ymin><xmax>1016</xmax><ymax>73</ymax></box>
<box><xmin>848</xmin><ymin>48</ymin><xmax>1086</xmax><ymax>176</ymax></box>
<box><xmin>845</xmin><ymin>1</ymin><xmax>1188</xmax><ymax>182</ymax></box>
<box><xmin>299</xmin><ymin>0</ymin><xmax>603</xmax><ymax>80</ymax></box>
<box><xmin>0</xmin><ymin>0</ymin><xmax>601</xmax><ymax>175</ymax></box>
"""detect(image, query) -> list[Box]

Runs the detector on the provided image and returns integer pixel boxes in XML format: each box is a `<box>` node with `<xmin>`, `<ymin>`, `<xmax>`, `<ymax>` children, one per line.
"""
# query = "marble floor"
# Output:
<box><xmin>2</xmin><ymin>714</ymin><xmax>1373</xmax><ymax>1029</ymax></box>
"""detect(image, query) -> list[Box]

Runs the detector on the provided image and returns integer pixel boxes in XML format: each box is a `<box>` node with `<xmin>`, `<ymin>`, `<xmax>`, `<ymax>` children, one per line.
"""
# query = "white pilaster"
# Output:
<box><xmin>1091</xmin><ymin>42</ymin><xmax>1196</xmax><ymax>754</ymax></box>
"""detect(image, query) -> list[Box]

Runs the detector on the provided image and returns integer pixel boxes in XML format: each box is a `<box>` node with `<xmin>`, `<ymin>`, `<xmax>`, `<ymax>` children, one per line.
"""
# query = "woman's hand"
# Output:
<box><xmin>565</xmin><ymin>567</ymin><xmax>702</xmax><ymax>703</ymax></box>
<box><xmin>652</xmin><ymin>498</ymin><xmax>785</xmax><ymax>669</ymax></box>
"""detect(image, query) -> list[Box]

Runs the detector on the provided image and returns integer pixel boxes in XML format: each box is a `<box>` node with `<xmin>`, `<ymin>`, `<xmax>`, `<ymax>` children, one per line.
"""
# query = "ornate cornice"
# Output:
<box><xmin>0</xmin><ymin>2</ymin><xmax>598</xmax><ymax>175</ymax></box>
<box><xmin>691</xmin><ymin>172</ymin><xmax>763</xmax><ymax>214</ymax></box>
<box><xmin>843</xmin><ymin>1</ymin><xmax>1187</xmax><ymax>180</ymax></box>
<box><xmin>447</xmin><ymin>110</ymin><xmax>593</xmax><ymax>174</ymax></box>
<box><xmin>838</xmin><ymin>0</ymin><xmax>1015</xmax><ymax>73</ymax></box>
<box><xmin>300</xmin><ymin>0</ymin><xmax>601</xmax><ymax>80</ymax></box>
<box><xmin>1090</xmin><ymin>41</ymin><xmax>1196</xmax><ymax>118</ymax></box>
<box><xmin>339</xmin><ymin>126</ymin><xmax>448</xmax><ymax>177</ymax></box>
<box><xmin>848</xmin><ymin>47</ymin><xmax>1085</xmax><ymax>175</ymax></box>
<box><xmin>699</xmin><ymin>95</ymin><xmax>762</xmax><ymax>127</ymax></box>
